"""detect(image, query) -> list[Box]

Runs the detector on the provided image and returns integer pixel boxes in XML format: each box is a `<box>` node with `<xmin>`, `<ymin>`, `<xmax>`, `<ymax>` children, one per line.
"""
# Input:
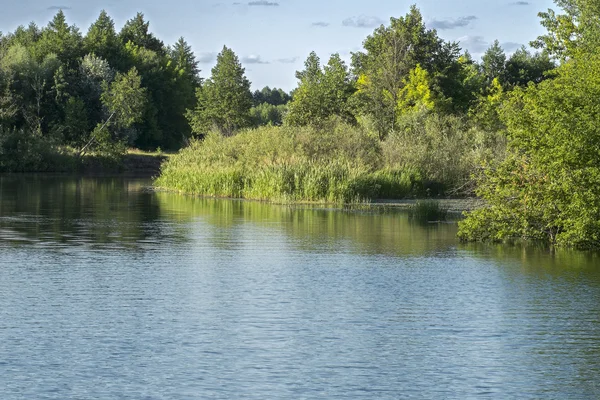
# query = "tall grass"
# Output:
<box><xmin>155</xmin><ymin>113</ymin><xmax>498</xmax><ymax>203</ymax></box>
<box><xmin>409</xmin><ymin>200</ymin><xmax>448</xmax><ymax>222</ymax></box>
<box><xmin>155</xmin><ymin>123</ymin><xmax>419</xmax><ymax>203</ymax></box>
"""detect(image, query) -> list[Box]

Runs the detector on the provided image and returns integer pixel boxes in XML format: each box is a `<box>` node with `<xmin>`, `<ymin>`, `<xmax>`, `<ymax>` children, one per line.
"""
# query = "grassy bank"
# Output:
<box><xmin>155</xmin><ymin>120</ymin><xmax>483</xmax><ymax>204</ymax></box>
<box><xmin>0</xmin><ymin>141</ymin><xmax>167</xmax><ymax>175</ymax></box>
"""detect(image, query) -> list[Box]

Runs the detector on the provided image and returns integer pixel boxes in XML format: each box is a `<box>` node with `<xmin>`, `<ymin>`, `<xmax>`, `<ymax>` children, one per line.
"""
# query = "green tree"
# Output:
<box><xmin>187</xmin><ymin>46</ymin><xmax>253</xmax><ymax>136</ymax></box>
<box><xmin>84</xmin><ymin>10</ymin><xmax>122</xmax><ymax>68</ymax></box>
<box><xmin>468</xmin><ymin>77</ymin><xmax>505</xmax><ymax>132</ymax></box>
<box><xmin>35</xmin><ymin>10</ymin><xmax>83</xmax><ymax>66</ymax></box>
<box><xmin>351</xmin><ymin>5</ymin><xmax>460</xmax><ymax>136</ymax></box>
<box><xmin>119</xmin><ymin>13</ymin><xmax>165</xmax><ymax>55</ymax></box>
<box><xmin>80</xmin><ymin>67</ymin><xmax>146</xmax><ymax>155</ymax></box>
<box><xmin>8</xmin><ymin>23</ymin><xmax>41</xmax><ymax>50</ymax></box>
<box><xmin>63</xmin><ymin>96</ymin><xmax>89</xmax><ymax>145</ymax></box>
<box><xmin>252</xmin><ymin>86</ymin><xmax>291</xmax><ymax>106</ymax></box>
<box><xmin>504</xmin><ymin>47</ymin><xmax>556</xmax><ymax>87</ymax></box>
<box><xmin>481</xmin><ymin>40</ymin><xmax>506</xmax><ymax>84</ymax></box>
<box><xmin>170</xmin><ymin>37</ymin><xmax>200</xmax><ymax>84</ymax></box>
<box><xmin>459</xmin><ymin>51</ymin><xmax>600</xmax><ymax>248</ymax></box>
<box><xmin>0</xmin><ymin>44</ymin><xmax>61</xmax><ymax>133</ymax></box>
<box><xmin>250</xmin><ymin>103</ymin><xmax>287</xmax><ymax>126</ymax></box>
<box><xmin>100</xmin><ymin>67</ymin><xmax>146</xmax><ymax>129</ymax></box>
<box><xmin>285</xmin><ymin>52</ymin><xmax>354</xmax><ymax>126</ymax></box>
<box><xmin>396</xmin><ymin>64</ymin><xmax>436</xmax><ymax>117</ymax></box>
<box><xmin>531</xmin><ymin>0</ymin><xmax>600</xmax><ymax>60</ymax></box>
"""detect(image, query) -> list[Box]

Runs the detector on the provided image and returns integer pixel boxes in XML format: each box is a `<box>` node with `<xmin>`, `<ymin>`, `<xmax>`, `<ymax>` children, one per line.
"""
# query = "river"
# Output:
<box><xmin>1</xmin><ymin>175</ymin><xmax>599</xmax><ymax>399</ymax></box>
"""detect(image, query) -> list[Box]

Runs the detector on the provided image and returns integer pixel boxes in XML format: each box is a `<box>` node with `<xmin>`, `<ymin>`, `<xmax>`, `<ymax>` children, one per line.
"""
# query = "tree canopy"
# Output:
<box><xmin>187</xmin><ymin>46</ymin><xmax>253</xmax><ymax>136</ymax></box>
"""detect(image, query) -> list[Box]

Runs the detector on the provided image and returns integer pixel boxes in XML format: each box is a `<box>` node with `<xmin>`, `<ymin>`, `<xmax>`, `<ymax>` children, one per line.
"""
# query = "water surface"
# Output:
<box><xmin>1</xmin><ymin>175</ymin><xmax>599</xmax><ymax>399</ymax></box>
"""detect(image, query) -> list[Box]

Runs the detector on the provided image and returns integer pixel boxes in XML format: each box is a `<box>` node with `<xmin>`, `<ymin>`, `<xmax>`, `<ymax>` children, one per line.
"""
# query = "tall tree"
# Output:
<box><xmin>351</xmin><ymin>5</ymin><xmax>460</xmax><ymax>136</ymax></box>
<box><xmin>252</xmin><ymin>86</ymin><xmax>291</xmax><ymax>106</ymax></box>
<box><xmin>8</xmin><ymin>23</ymin><xmax>41</xmax><ymax>50</ymax></box>
<box><xmin>285</xmin><ymin>52</ymin><xmax>354</xmax><ymax>126</ymax></box>
<box><xmin>119</xmin><ymin>13</ymin><xmax>165</xmax><ymax>55</ymax></box>
<box><xmin>84</xmin><ymin>10</ymin><xmax>122</xmax><ymax>68</ymax></box>
<box><xmin>459</xmin><ymin>51</ymin><xmax>600</xmax><ymax>248</ymax></box>
<box><xmin>80</xmin><ymin>67</ymin><xmax>147</xmax><ymax>156</ymax></box>
<box><xmin>170</xmin><ymin>37</ymin><xmax>200</xmax><ymax>84</ymax></box>
<box><xmin>531</xmin><ymin>0</ymin><xmax>600</xmax><ymax>61</ymax></box>
<box><xmin>35</xmin><ymin>10</ymin><xmax>83</xmax><ymax>65</ymax></box>
<box><xmin>187</xmin><ymin>46</ymin><xmax>253</xmax><ymax>136</ymax></box>
<box><xmin>504</xmin><ymin>47</ymin><xmax>556</xmax><ymax>87</ymax></box>
<box><xmin>481</xmin><ymin>40</ymin><xmax>506</xmax><ymax>84</ymax></box>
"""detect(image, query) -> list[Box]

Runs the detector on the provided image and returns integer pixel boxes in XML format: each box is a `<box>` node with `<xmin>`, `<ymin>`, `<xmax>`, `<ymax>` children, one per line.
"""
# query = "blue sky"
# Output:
<box><xmin>2</xmin><ymin>0</ymin><xmax>556</xmax><ymax>91</ymax></box>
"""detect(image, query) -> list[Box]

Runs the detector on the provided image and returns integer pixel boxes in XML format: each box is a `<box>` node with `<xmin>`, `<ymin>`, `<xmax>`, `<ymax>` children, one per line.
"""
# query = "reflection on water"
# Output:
<box><xmin>0</xmin><ymin>175</ymin><xmax>599</xmax><ymax>399</ymax></box>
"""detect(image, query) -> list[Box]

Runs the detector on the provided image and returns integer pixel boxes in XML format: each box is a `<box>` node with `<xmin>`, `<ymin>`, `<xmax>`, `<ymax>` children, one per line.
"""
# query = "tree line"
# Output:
<box><xmin>187</xmin><ymin>5</ymin><xmax>555</xmax><ymax>139</ymax></box>
<box><xmin>0</xmin><ymin>6</ymin><xmax>555</xmax><ymax>158</ymax></box>
<box><xmin>0</xmin><ymin>9</ymin><xmax>291</xmax><ymax>170</ymax></box>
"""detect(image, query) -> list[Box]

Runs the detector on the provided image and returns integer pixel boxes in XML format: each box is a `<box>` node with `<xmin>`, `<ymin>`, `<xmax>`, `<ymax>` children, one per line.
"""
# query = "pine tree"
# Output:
<box><xmin>482</xmin><ymin>40</ymin><xmax>506</xmax><ymax>84</ymax></box>
<box><xmin>170</xmin><ymin>37</ymin><xmax>200</xmax><ymax>84</ymax></box>
<box><xmin>84</xmin><ymin>10</ymin><xmax>121</xmax><ymax>68</ymax></box>
<box><xmin>187</xmin><ymin>46</ymin><xmax>253</xmax><ymax>136</ymax></box>
<box><xmin>36</xmin><ymin>10</ymin><xmax>83</xmax><ymax>65</ymax></box>
<box><xmin>119</xmin><ymin>13</ymin><xmax>165</xmax><ymax>55</ymax></box>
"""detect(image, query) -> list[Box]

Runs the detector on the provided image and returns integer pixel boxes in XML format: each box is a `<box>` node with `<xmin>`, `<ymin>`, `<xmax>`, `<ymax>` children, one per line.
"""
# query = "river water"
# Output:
<box><xmin>1</xmin><ymin>175</ymin><xmax>599</xmax><ymax>399</ymax></box>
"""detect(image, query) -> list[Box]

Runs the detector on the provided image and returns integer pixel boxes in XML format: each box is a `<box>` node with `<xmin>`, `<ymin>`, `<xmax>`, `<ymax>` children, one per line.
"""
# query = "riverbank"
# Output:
<box><xmin>0</xmin><ymin>149</ymin><xmax>169</xmax><ymax>176</ymax></box>
<box><xmin>82</xmin><ymin>151</ymin><xmax>168</xmax><ymax>176</ymax></box>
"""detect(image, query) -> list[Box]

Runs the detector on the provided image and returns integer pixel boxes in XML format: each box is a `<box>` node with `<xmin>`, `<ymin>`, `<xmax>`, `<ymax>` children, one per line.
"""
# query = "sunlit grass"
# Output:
<box><xmin>155</xmin><ymin>123</ymin><xmax>422</xmax><ymax>204</ymax></box>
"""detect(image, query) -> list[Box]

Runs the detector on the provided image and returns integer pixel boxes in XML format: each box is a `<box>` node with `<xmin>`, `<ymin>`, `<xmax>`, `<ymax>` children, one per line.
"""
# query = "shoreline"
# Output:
<box><xmin>151</xmin><ymin>185</ymin><xmax>482</xmax><ymax>213</ymax></box>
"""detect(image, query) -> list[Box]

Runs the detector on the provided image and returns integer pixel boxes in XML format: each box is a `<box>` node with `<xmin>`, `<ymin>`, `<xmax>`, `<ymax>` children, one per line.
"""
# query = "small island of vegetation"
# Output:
<box><xmin>2</xmin><ymin>0</ymin><xmax>600</xmax><ymax>249</ymax></box>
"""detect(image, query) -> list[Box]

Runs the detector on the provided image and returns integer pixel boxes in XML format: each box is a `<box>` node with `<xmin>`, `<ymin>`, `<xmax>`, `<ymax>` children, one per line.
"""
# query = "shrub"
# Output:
<box><xmin>383</xmin><ymin>109</ymin><xmax>503</xmax><ymax>195</ymax></box>
<box><xmin>0</xmin><ymin>126</ymin><xmax>75</xmax><ymax>172</ymax></box>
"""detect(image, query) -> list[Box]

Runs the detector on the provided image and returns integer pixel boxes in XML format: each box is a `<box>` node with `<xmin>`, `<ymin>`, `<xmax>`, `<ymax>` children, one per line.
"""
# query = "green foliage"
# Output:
<box><xmin>170</xmin><ymin>37</ymin><xmax>201</xmax><ymax>84</ymax></box>
<box><xmin>351</xmin><ymin>6</ymin><xmax>464</xmax><ymax>136</ymax></box>
<box><xmin>383</xmin><ymin>109</ymin><xmax>496</xmax><ymax>194</ymax></box>
<box><xmin>252</xmin><ymin>86</ymin><xmax>291</xmax><ymax>106</ymax></box>
<box><xmin>285</xmin><ymin>52</ymin><xmax>355</xmax><ymax>126</ymax></box>
<box><xmin>396</xmin><ymin>64</ymin><xmax>436</xmax><ymax>117</ymax></box>
<box><xmin>63</xmin><ymin>96</ymin><xmax>89</xmax><ymax>144</ymax></box>
<box><xmin>75</xmin><ymin>67</ymin><xmax>147</xmax><ymax>157</ymax></box>
<box><xmin>0</xmin><ymin>9</ymin><xmax>204</xmax><ymax>159</ymax></box>
<box><xmin>250</xmin><ymin>102</ymin><xmax>287</xmax><ymax>126</ymax></box>
<box><xmin>155</xmin><ymin>122</ymin><xmax>422</xmax><ymax>203</ymax></box>
<box><xmin>469</xmin><ymin>77</ymin><xmax>506</xmax><ymax>132</ymax></box>
<box><xmin>482</xmin><ymin>40</ymin><xmax>507</xmax><ymax>84</ymax></box>
<box><xmin>119</xmin><ymin>13</ymin><xmax>165</xmax><ymax>55</ymax></box>
<box><xmin>187</xmin><ymin>46</ymin><xmax>252</xmax><ymax>136</ymax></box>
<box><xmin>101</xmin><ymin>67</ymin><xmax>146</xmax><ymax>130</ymax></box>
<box><xmin>84</xmin><ymin>10</ymin><xmax>122</xmax><ymax>68</ymax></box>
<box><xmin>0</xmin><ymin>126</ymin><xmax>73</xmax><ymax>172</ymax></box>
<box><xmin>505</xmin><ymin>47</ymin><xmax>556</xmax><ymax>87</ymax></box>
<box><xmin>35</xmin><ymin>10</ymin><xmax>83</xmax><ymax>65</ymax></box>
<box><xmin>459</xmin><ymin>51</ymin><xmax>600</xmax><ymax>248</ymax></box>
<box><xmin>409</xmin><ymin>200</ymin><xmax>448</xmax><ymax>222</ymax></box>
<box><xmin>531</xmin><ymin>0</ymin><xmax>581</xmax><ymax>60</ymax></box>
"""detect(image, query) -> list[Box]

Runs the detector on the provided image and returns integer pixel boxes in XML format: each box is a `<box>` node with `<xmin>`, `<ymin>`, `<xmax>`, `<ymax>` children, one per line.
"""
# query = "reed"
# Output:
<box><xmin>155</xmin><ymin>123</ymin><xmax>423</xmax><ymax>203</ymax></box>
<box><xmin>409</xmin><ymin>200</ymin><xmax>448</xmax><ymax>222</ymax></box>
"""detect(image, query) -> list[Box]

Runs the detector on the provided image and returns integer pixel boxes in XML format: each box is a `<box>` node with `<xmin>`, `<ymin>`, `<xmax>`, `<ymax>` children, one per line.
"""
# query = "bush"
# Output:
<box><xmin>459</xmin><ymin>53</ymin><xmax>600</xmax><ymax>249</ymax></box>
<box><xmin>0</xmin><ymin>126</ymin><xmax>76</xmax><ymax>172</ymax></box>
<box><xmin>383</xmin><ymin>109</ymin><xmax>504</xmax><ymax>195</ymax></box>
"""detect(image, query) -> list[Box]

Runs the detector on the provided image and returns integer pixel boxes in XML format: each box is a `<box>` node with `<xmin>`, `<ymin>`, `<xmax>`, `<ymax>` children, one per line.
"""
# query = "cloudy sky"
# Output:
<box><xmin>1</xmin><ymin>0</ymin><xmax>556</xmax><ymax>91</ymax></box>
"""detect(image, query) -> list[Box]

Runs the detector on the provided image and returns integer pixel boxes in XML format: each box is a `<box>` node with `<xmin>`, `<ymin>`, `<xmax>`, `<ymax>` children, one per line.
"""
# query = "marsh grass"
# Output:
<box><xmin>409</xmin><ymin>200</ymin><xmax>448</xmax><ymax>223</ymax></box>
<box><xmin>155</xmin><ymin>123</ymin><xmax>422</xmax><ymax>203</ymax></box>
